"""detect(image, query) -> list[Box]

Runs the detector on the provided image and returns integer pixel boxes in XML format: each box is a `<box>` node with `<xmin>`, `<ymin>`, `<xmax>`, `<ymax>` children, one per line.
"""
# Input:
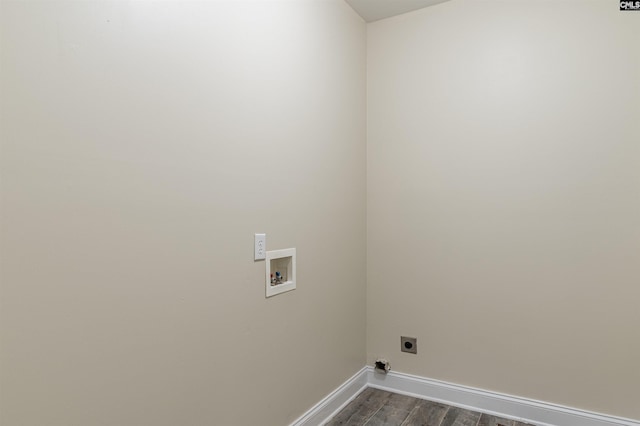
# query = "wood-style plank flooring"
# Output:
<box><xmin>326</xmin><ymin>388</ymin><xmax>535</xmax><ymax>426</ymax></box>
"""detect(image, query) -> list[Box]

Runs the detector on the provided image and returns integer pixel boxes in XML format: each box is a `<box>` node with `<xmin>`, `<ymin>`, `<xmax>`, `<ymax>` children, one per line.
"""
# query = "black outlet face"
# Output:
<box><xmin>401</xmin><ymin>336</ymin><xmax>417</xmax><ymax>354</ymax></box>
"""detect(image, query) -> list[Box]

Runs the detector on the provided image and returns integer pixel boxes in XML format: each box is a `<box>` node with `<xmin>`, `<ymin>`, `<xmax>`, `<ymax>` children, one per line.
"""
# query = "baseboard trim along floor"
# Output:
<box><xmin>290</xmin><ymin>366</ymin><xmax>640</xmax><ymax>426</ymax></box>
<box><xmin>290</xmin><ymin>367</ymin><xmax>368</xmax><ymax>426</ymax></box>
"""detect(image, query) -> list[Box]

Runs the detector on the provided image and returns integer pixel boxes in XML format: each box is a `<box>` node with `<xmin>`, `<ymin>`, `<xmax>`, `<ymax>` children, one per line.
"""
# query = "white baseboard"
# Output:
<box><xmin>289</xmin><ymin>366</ymin><xmax>368</xmax><ymax>426</ymax></box>
<box><xmin>291</xmin><ymin>366</ymin><xmax>640</xmax><ymax>426</ymax></box>
<box><xmin>366</xmin><ymin>367</ymin><xmax>640</xmax><ymax>426</ymax></box>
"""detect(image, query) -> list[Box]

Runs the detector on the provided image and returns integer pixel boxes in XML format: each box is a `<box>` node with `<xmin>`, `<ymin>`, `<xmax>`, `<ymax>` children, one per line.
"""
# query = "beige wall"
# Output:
<box><xmin>4</xmin><ymin>0</ymin><xmax>640</xmax><ymax>423</ymax></box>
<box><xmin>367</xmin><ymin>0</ymin><xmax>640</xmax><ymax>420</ymax></box>
<box><xmin>0</xmin><ymin>1</ymin><xmax>366</xmax><ymax>425</ymax></box>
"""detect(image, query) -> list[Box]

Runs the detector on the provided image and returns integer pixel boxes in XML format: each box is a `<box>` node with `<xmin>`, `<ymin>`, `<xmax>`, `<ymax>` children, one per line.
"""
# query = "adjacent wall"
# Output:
<box><xmin>367</xmin><ymin>0</ymin><xmax>640</xmax><ymax>420</ymax></box>
<box><xmin>0</xmin><ymin>1</ymin><xmax>366</xmax><ymax>425</ymax></box>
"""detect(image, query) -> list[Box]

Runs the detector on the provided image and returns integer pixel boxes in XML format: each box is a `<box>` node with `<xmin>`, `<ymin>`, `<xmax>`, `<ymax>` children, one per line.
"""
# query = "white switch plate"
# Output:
<box><xmin>254</xmin><ymin>233</ymin><xmax>266</xmax><ymax>260</ymax></box>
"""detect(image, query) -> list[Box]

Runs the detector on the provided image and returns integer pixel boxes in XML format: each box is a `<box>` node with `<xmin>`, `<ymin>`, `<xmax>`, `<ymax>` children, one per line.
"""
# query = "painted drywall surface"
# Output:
<box><xmin>367</xmin><ymin>0</ymin><xmax>640</xmax><ymax>420</ymax></box>
<box><xmin>0</xmin><ymin>1</ymin><xmax>366</xmax><ymax>425</ymax></box>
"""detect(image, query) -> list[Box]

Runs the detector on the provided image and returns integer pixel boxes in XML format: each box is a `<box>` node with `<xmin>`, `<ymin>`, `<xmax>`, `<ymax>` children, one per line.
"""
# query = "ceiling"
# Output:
<box><xmin>345</xmin><ymin>0</ymin><xmax>452</xmax><ymax>22</ymax></box>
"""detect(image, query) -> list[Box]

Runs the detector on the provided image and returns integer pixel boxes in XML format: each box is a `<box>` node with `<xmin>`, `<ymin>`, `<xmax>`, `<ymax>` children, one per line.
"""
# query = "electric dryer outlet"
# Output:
<box><xmin>401</xmin><ymin>336</ymin><xmax>417</xmax><ymax>354</ymax></box>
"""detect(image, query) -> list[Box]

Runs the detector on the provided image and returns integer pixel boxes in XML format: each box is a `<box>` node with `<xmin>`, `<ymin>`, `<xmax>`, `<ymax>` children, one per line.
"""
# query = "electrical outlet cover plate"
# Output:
<box><xmin>401</xmin><ymin>336</ymin><xmax>417</xmax><ymax>354</ymax></box>
<box><xmin>254</xmin><ymin>233</ymin><xmax>266</xmax><ymax>260</ymax></box>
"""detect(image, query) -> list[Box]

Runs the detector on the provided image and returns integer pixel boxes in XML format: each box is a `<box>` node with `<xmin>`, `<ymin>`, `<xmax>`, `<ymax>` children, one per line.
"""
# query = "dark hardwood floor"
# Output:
<box><xmin>326</xmin><ymin>388</ymin><xmax>534</xmax><ymax>426</ymax></box>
